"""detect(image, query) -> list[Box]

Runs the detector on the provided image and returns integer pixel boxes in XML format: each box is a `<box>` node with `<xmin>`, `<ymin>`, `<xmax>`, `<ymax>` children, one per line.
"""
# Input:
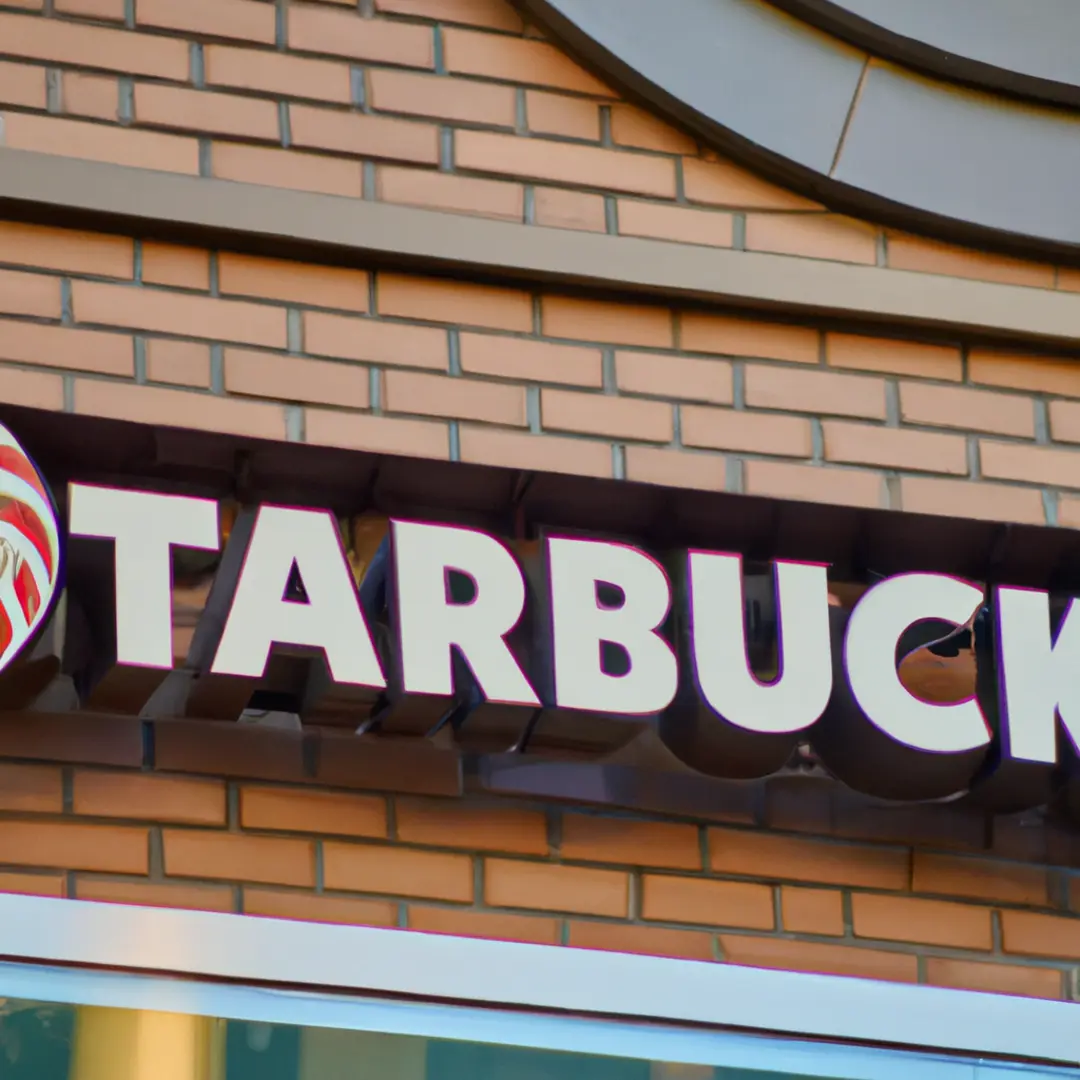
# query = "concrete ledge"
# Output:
<box><xmin>3</xmin><ymin>148</ymin><xmax>1080</xmax><ymax>345</ymax></box>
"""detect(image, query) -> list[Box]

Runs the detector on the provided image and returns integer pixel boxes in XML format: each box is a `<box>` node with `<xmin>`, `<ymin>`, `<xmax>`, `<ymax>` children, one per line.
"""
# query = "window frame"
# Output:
<box><xmin>0</xmin><ymin>892</ymin><xmax>1075</xmax><ymax>1071</ymax></box>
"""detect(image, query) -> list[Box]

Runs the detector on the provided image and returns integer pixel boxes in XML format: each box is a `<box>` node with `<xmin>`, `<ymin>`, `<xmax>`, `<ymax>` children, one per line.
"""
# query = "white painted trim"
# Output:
<box><xmin>0</xmin><ymin>894</ymin><xmax>1073</xmax><ymax>1066</ymax></box>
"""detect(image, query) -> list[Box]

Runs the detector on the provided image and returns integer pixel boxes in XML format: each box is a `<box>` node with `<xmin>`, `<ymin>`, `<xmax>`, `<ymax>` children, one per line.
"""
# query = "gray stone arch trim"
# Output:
<box><xmin>513</xmin><ymin>0</ymin><xmax>1080</xmax><ymax>259</ymax></box>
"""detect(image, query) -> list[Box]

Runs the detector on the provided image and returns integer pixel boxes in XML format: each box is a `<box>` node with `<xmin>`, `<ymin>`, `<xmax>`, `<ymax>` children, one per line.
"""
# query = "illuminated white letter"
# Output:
<box><xmin>844</xmin><ymin>573</ymin><xmax>989</xmax><ymax>753</ymax></box>
<box><xmin>212</xmin><ymin>505</ymin><xmax>384</xmax><ymax>687</ymax></box>
<box><xmin>547</xmin><ymin>537</ymin><xmax>677</xmax><ymax>715</ymax></box>
<box><xmin>68</xmin><ymin>484</ymin><xmax>219</xmax><ymax>669</ymax></box>
<box><xmin>996</xmin><ymin>586</ymin><xmax>1080</xmax><ymax>764</ymax></box>
<box><xmin>690</xmin><ymin>553</ymin><xmax>832</xmax><ymax>733</ymax></box>
<box><xmin>391</xmin><ymin>520</ymin><xmax>539</xmax><ymax>705</ymax></box>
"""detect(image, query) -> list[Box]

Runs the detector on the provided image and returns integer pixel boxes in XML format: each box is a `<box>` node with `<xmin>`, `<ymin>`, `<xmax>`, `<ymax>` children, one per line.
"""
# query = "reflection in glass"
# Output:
<box><xmin>0</xmin><ymin>998</ymin><xmax>813</xmax><ymax>1080</ymax></box>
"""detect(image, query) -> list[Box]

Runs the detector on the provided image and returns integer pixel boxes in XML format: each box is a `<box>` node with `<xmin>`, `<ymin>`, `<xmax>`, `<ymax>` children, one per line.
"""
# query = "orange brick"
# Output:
<box><xmin>1002</xmin><ymin>911</ymin><xmax>1080</xmax><ymax>958</ymax></box>
<box><xmin>55</xmin><ymin>0</ymin><xmax>123</xmax><ymax>16</ymax></box>
<box><xmin>682</xmin><ymin>406</ymin><xmax>811</xmax><ymax>457</ymax></box>
<box><xmin>0</xmin><ymin>367</ymin><xmax>63</xmax><ymax>411</ymax></box>
<box><xmin>458</xmin><ymin>426</ymin><xmax>611</xmax><ymax>478</ymax></box>
<box><xmin>76</xmin><ymin>877</ymin><xmax>234</xmax><ymax>912</ymax></box>
<box><xmin>680</xmin><ymin>314</ymin><xmax>819</xmax><ymax>364</ymax></box>
<box><xmin>241</xmin><ymin>786</ymin><xmax>386</xmax><ymax>838</ymax></box>
<box><xmin>324</xmin><ymin>841</ymin><xmax>472</xmax><ymax>900</ymax></box>
<box><xmin>746</xmin><ymin>213</ymin><xmax>876</xmax><ymax>264</ymax></box>
<box><xmin>1049</xmin><ymin>399</ymin><xmax>1080</xmax><ymax>444</ymax></box>
<box><xmin>384</xmin><ymin>369</ymin><xmax>525</xmax><ymax>425</ymax></box>
<box><xmin>219</xmin><ymin>253</ymin><xmax>368</xmax><ymax>312</ymax></box>
<box><xmin>137</xmin><ymin>0</ymin><xmax>274</xmax><ymax>43</ymax></box>
<box><xmin>710</xmin><ymin>829</ymin><xmax>908</xmax><ymax>889</ymax></box>
<box><xmin>61</xmin><ymin>72</ymin><xmax>118</xmax><ymax>120</ymax></box>
<box><xmin>461</xmin><ymin>332</ymin><xmax>601</xmax><ymax>387</ymax></box>
<box><xmin>226</xmin><ymin>349</ymin><xmax>370</xmax><ymax>408</ymax></box>
<box><xmin>0</xmin><ymin>13</ymin><xmax>188</xmax><ymax>80</ymax></box>
<box><xmin>146</xmin><ymin>339</ymin><xmax>212</xmax><ymax>388</ymax></box>
<box><xmin>457</xmin><ymin>130</ymin><xmax>676</xmax><ymax>198</ymax></box>
<box><xmin>0</xmin><ymin>871</ymin><xmax>65</xmax><ymax>898</ymax></box>
<box><xmin>0</xmin><ymin>821</ymin><xmax>147</xmax><ymax>874</ymax></box>
<box><xmin>561</xmin><ymin>815</ymin><xmax>700</xmax><ymax>870</ymax></box>
<box><xmin>534</xmin><ymin>187</ymin><xmax>606</xmax><ymax>232</ymax></box>
<box><xmin>0</xmin><ymin>320</ymin><xmax>132</xmax><ymax>377</ymax></box>
<box><xmin>0</xmin><ymin>112</ymin><xmax>199</xmax><ymax>174</ymax></box>
<box><xmin>376</xmin><ymin>166</ymin><xmax>524</xmax><ymax>222</ymax></box>
<box><xmin>525</xmin><ymin>90</ymin><xmax>600</xmax><ymax>141</ymax></box>
<box><xmin>212</xmin><ymin>143</ymin><xmax>364</xmax><ymax>197</ymax></box>
<box><xmin>642</xmin><ymin>875</ymin><xmax>774</xmax><ymax>929</ymax></box>
<box><xmin>378</xmin><ymin>274</ymin><xmax>531</xmax><ymax>331</ymax></box>
<box><xmin>205</xmin><ymin>45</ymin><xmax>351</xmax><ymax>103</ymax></box>
<box><xmin>0</xmin><ymin>61</ymin><xmax>46</xmax><ymax>108</ymax></box>
<box><xmin>289</xmin><ymin>105</ymin><xmax>439</xmax><ymax>165</ymax></box>
<box><xmin>900</xmin><ymin>382</ymin><xmax>1034</xmax><ymax>438</ymax></box>
<box><xmin>376</xmin><ymin>0</ymin><xmax>522</xmax><ymax>30</ymax></box>
<box><xmin>899</xmin><ymin>476</ymin><xmax>1044</xmax><ymax>524</ymax></box>
<box><xmin>683</xmin><ymin>158</ymin><xmax>822</xmax><ymax>211</ymax></box>
<box><xmin>969</xmin><ymin>349</ymin><xmax>1080</xmax><ymax>399</ymax></box>
<box><xmin>75</xmin><ymin>381</ymin><xmax>288</xmax><ymax>441</ymax></box>
<box><xmin>304</xmin><ymin>312</ymin><xmax>448</xmax><ymax>369</ymax></box>
<box><xmin>55</xmin><ymin>0</ymin><xmax>125</xmax><ymax>18</ymax></box>
<box><xmin>610</xmin><ymin>105</ymin><xmax>696</xmax><ymax>155</ymax></box>
<box><xmin>852</xmin><ymin>893</ymin><xmax>992</xmax><ymax>949</ymax></box>
<box><xmin>73</xmin><ymin>280</ymin><xmax>287</xmax><ymax>347</ymax></box>
<box><xmin>0</xmin><ymin>221</ymin><xmax>133</xmax><ymax>278</ymax></box>
<box><xmin>306</xmin><ymin>409</ymin><xmax>449</xmax><ymax>458</ymax></box>
<box><xmin>244</xmin><ymin>887</ymin><xmax>397</xmax><ymax>926</ymax></box>
<box><xmin>745</xmin><ymin>364</ymin><xmax>886</xmax><ymax>419</ymax></box>
<box><xmin>396</xmin><ymin>799</ymin><xmax>546</xmax><ymax>854</ymax></box>
<box><xmin>135</xmin><ymin>84</ymin><xmax>279</xmax><ymax>141</ymax></box>
<box><xmin>1056</xmin><ymin>496</ymin><xmax>1080</xmax><ymax>530</ymax></box>
<box><xmin>746</xmin><ymin>459</ymin><xmax>883</xmax><ymax>508</ymax></box>
<box><xmin>823</xmin><ymin>420</ymin><xmax>968</xmax><ymax>475</ymax></box>
<box><xmin>290</xmin><ymin>3</ymin><xmax>434</xmax><ymax>67</ymax></box>
<box><xmin>541</xmin><ymin>389</ymin><xmax>673</xmax><ymax>442</ymax></box>
<box><xmin>618</xmin><ymin>200</ymin><xmax>733</xmax><ymax>249</ymax></box>
<box><xmin>74</xmin><ymin>772</ymin><xmax>225</xmax><ymax>825</ymax></box>
<box><xmin>912</xmin><ymin>852</ymin><xmax>1047</xmax><ymax>906</ymax></box>
<box><xmin>781</xmin><ymin>886</ymin><xmax>844</xmax><ymax>936</ymax></box>
<box><xmin>0</xmin><ymin>763</ymin><xmax>62</xmax><ymax>813</ymax></box>
<box><xmin>828</xmin><ymin>333</ymin><xmax>962</xmax><ymax>381</ymax></box>
<box><xmin>568</xmin><ymin>920</ymin><xmax>714</xmax><ymax>961</ymax></box>
<box><xmin>407</xmin><ymin>905</ymin><xmax>560</xmax><ymax>944</ymax></box>
<box><xmin>980</xmin><ymin>440</ymin><xmax>1080</xmax><ymax>489</ymax></box>
<box><xmin>887</xmin><ymin>232</ymin><xmax>1055</xmax><ymax>289</ymax></box>
<box><xmin>443</xmin><ymin>28</ymin><xmax>612</xmax><ymax>96</ymax></box>
<box><xmin>164</xmin><ymin>829</ymin><xmax>314</xmax><ymax>886</ymax></box>
<box><xmin>543</xmin><ymin>296</ymin><xmax>672</xmax><ymax>348</ymax></box>
<box><xmin>624</xmin><ymin>446</ymin><xmax>726</xmax><ymax>491</ymax></box>
<box><xmin>371</xmin><ymin>69</ymin><xmax>515</xmax><ymax>127</ymax></box>
<box><xmin>925</xmin><ymin>957</ymin><xmax>1062</xmax><ymax>1000</ymax></box>
<box><xmin>0</xmin><ymin>267</ymin><xmax>62</xmax><ymax>319</ymax></box>
<box><xmin>141</xmin><ymin>243</ymin><xmax>209</xmax><ymax>291</ymax></box>
<box><xmin>486</xmin><ymin>858</ymin><xmax>628</xmax><ymax>916</ymax></box>
<box><xmin>721</xmin><ymin>936</ymin><xmax>917</xmax><ymax>983</ymax></box>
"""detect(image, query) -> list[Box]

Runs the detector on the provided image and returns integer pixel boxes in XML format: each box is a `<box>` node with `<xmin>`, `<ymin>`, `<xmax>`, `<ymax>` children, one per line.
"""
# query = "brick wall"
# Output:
<box><xmin>0</xmin><ymin>715</ymin><xmax>1077</xmax><ymax>1003</ymax></box>
<box><xmin>0</xmin><ymin>220</ymin><xmax>1079</xmax><ymax>524</ymax></box>
<box><xmin>3</xmin><ymin>0</ymin><xmax>1080</xmax><ymax>1008</ymax></box>
<box><xmin>0</xmin><ymin>0</ymin><xmax>1074</xmax><ymax>293</ymax></box>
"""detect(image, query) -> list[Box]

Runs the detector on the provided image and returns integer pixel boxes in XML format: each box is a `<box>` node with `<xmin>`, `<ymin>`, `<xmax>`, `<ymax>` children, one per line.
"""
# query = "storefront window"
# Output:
<box><xmin>0</xmin><ymin>984</ymin><xmax>1075</xmax><ymax>1080</ymax></box>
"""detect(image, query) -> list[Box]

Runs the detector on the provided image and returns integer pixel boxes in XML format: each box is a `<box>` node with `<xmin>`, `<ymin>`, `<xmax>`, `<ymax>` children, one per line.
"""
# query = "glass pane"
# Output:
<box><xmin>0</xmin><ymin>996</ymin><xmax>1069</xmax><ymax>1080</ymax></box>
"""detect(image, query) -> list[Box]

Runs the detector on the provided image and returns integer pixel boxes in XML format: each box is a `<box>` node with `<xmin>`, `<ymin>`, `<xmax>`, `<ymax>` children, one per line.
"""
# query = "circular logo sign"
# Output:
<box><xmin>0</xmin><ymin>423</ymin><xmax>60</xmax><ymax>673</ymax></box>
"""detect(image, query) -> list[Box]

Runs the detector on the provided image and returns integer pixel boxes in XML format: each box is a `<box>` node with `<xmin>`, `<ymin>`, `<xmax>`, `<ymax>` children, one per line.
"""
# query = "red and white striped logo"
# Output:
<box><xmin>0</xmin><ymin>424</ymin><xmax>60</xmax><ymax>672</ymax></box>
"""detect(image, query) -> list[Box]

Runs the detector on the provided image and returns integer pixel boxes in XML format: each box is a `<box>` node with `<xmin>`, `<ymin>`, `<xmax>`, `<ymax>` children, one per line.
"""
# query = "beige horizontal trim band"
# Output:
<box><xmin>3</xmin><ymin>148</ymin><xmax>1080</xmax><ymax>346</ymax></box>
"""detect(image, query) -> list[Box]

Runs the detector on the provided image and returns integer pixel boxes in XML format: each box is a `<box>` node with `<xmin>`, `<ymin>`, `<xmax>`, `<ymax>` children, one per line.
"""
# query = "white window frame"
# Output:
<box><xmin>0</xmin><ymin>892</ymin><xmax>1075</xmax><ymax>1073</ymax></box>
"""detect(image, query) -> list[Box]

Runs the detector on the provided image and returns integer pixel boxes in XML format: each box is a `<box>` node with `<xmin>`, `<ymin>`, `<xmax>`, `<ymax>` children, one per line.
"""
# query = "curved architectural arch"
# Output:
<box><xmin>514</xmin><ymin>0</ymin><xmax>1080</xmax><ymax>257</ymax></box>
